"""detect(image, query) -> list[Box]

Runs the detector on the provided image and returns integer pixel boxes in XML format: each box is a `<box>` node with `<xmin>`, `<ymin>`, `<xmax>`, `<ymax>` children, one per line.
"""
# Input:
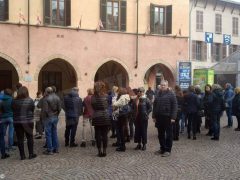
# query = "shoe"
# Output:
<box><xmin>91</xmin><ymin>140</ymin><xmax>96</xmax><ymax>147</ymax></box>
<box><xmin>43</xmin><ymin>150</ymin><xmax>53</xmax><ymax>155</ymax></box>
<box><xmin>29</xmin><ymin>154</ymin><xmax>37</xmax><ymax>159</ymax></box>
<box><xmin>20</xmin><ymin>155</ymin><xmax>26</xmax><ymax>160</ymax></box>
<box><xmin>53</xmin><ymin>149</ymin><xmax>59</xmax><ymax>153</ymax></box>
<box><xmin>134</xmin><ymin>144</ymin><xmax>141</xmax><ymax>150</ymax></box>
<box><xmin>116</xmin><ymin>147</ymin><xmax>126</xmax><ymax>152</ymax></box>
<box><xmin>70</xmin><ymin>143</ymin><xmax>78</xmax><ymax>147</ymax></box>
<box><xmin>35</xmin><ymin>135</ymin><xmax>42</xmax><ymax>139</ymax></box>
<box><xmin>125</xmin><ymin>137</ymin><xmax>130</xmax><ymax>143</ymax></box>
<box><xmin>110</xmin><ymin>134</ymin><xmax>116</xmax><ymax>138</ymax></box>
<box><xmin>154</xmin><ymin>150</ymin><xmax>164</xmax><ymax>155</ymax></box>
<box><xmin>161</xmin><ymin>152</ymin><xmax>171</xmax><ymax>157</ymax></box>
<box><xmin>193</xmin><ymin>136</ymin><xmax>196</xmax><ymax>140</ymax></box>
<box><xmin>173</xmin><ymin>137</ymin><xmax>179</xmax><ymax>141</ymax></box>
<box><xmin>1</xmin><ymin>153</ymin><xmax>10</xmax><ymax>159</ymax></box>
<box><xmin>80</xmin><ymin>142</ymin><xmax>86</xmax><ymax>147</ymax></box>
<box><xmin>141</xmin><ymin>144</ymin><xmax>146</xmax><ymax>151</ymax></box>
<box><xmin>43</xmin><ymin>144</ymin><xmax>47</xmax><ymax>148</ymax></box>
<box><xmin>65</xmin><ymin>143</ymin><xmax>69</xmax><ymax>147</ymax></box>
<box><xmin>223</xmin><ymin>125</ymin><xmax>231</xmax><ymax>128</ymax></box>
<box><xmin>211</xmin><ymin>137</ymin><xmax>219</xmax><ymax>141</ymax></box>
<box><xmin>188</xmin><ymin>134</ymin><xmax>191</xmax><ymax>139</ymax></box>
<box><xmin>206</xmin><ymin>132</ymin><xmax>212</xmax><ymax>136</ymax></box>
<box><xmin>112</xmin><ymin>142</ymin><xmax>119</xmax><ymax>147</ymax></box>
<box><xmin>234</xmin><ymin>128</ymin><xmax>240</xmax><ymax>131</ymax></box>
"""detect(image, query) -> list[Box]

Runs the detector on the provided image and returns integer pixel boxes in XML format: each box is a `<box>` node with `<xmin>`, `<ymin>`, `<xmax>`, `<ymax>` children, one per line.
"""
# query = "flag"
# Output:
<box><xmin>98</xmin><ymin>19</ymin><xmax>104</xmax><ymax>30</ymax></box>
<box><xmin>37</xmin><ymin>15</ymin><xmax>42</xmax><ymax>25</ymax></box>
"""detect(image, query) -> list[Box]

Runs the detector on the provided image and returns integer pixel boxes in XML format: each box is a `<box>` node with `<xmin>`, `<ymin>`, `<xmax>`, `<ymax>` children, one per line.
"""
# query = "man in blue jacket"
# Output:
<box><xmin>63</xmin><ymin>87</ymin><xmax>83</xmax><ymax>147</ymax></box>
<box><xmin>224</xmin><ymin>83</ymin><xmax>235</xmax><ymax>128</ymax></box>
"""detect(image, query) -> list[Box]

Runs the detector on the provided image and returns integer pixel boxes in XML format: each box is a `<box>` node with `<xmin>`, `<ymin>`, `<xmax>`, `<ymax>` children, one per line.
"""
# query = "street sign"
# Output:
<box><xmin>178</xmin><ymin>62</ymin><xmax>191</xmax><ymax>89</ymax></box>
<box><xmin>205</xmin><ymin>32</ymin><xmax>213</xmax><ymax>44</ymax></box>
<box><xmin>223</xmin><ymin>34</ymin><xmax>231</xmax><ymax>45</ymax></box>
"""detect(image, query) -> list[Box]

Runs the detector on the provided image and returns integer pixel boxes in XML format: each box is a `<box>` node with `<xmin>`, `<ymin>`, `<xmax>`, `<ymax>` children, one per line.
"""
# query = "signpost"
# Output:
<box><xmin>178</xmin><ymin>62</ymin><xmax>191</xmax><ymax>89</ymax></box>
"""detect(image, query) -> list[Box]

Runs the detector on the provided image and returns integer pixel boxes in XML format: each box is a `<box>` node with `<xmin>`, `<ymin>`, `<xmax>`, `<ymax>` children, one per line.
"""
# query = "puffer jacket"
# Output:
<box><xmin>134</xmin><ymin>95</ymin><xmax>152</xmax><ymax>120</ymax></box>
<box><xmin>209</xmin><ymin>89</ymin><xmax>225</xmax><ymax>113</ymax></box>
<box><xmin>1</xmin><ymin>94</ymin><xmax>13</xmax><ymax>119</ymax></box>
<box><xmin>184</xmin><ymin>92</ymin><xmax>200</xmax><ymax>114</ymax></box>
<box><xmin>224</xmin><ymin>85</ymin><xmax>234</xmax><ymax>108</ymax></box>
<box><xmin>152</xmin><ymin>90</ymin><xmax>177</xmax><ymax>120</ymax></box>
<box><xmin>12</xmin><ymin>97</ymin><xmax>35</xmax><ymax>124</ymax></box>
<box><xmin>91</xmin><ymin>95</ymin><xmax>111</xmax><ymax>126</ymax></box>
<box><xmin>64</xmin><ymin>91</ymin><xmax>83</xmax><ymax>119</ymax></box>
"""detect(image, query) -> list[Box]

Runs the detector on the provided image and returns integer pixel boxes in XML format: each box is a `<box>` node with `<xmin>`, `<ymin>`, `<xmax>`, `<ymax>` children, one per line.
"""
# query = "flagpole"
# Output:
<box><xmin>135</xmin><ymin>0</ymin><xmax>139</xmax><ymax>69</ymax></box>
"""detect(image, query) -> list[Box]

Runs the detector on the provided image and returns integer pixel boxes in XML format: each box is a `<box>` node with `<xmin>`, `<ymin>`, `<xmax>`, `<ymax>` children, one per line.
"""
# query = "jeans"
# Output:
<box><xmin>65</xmin><ymin>117</ymin><xmax>79</xmax><ymax>145</ymax></box>
<box><xmin>156</xmin><ymin>115</ymin><xmax>173</xmax><ymax>153</ymax></box>
<box><xmin>226</xmin><ymin>108</ymin><xmax>233</xmax><ymax>127</ymax></box>
<box><xmin>14</xmin><ymin>123</ymin><xmax>34</xmax><ymax>158</ymax></box>
<box><xmin>0</xmin><ymin>123</ymin><xmax>6</xmax><ymax>156</ymax></box>
<box><xmin>82</xmin><ymin>117</ymin><xmax>94</xmax><ymax>142</ymax></box>
<box><xmin>180</xmin><ymin>112</ymin><xmax>185</xmax><ymax>132</ymax></box>
<box><xmin>212</xmin><ymin>112</ymin><xmax>221</xmax><ymax>138</ymax></box>
<box><xmin>187</xmin><ymin>113</ymin><xmax>198</xmax><ymax>137</ymax></box>
<box><xmin>44</xmin><ymin>117</ymin><xmax>59</xmax><ymax>152</ymax></box>
<box><xmin>1</xmin><ymin>117</ymin><xmax>14</xmax><ymax>148</ymax></box>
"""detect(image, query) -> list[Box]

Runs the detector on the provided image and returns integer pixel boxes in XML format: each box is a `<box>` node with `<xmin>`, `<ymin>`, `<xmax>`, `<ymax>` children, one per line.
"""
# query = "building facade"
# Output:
<box><xmin>0</xmin><ymin>0</ymin><xmax>189</xmax><ymax>97</ymax></box>
<box><xmin>190</xmin><ymin>0</ymin><xmax>240</xmax><ymax>72</ymax></box>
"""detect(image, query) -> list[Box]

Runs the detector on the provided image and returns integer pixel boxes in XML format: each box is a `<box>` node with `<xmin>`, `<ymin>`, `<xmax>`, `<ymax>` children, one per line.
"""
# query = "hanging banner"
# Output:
<box><xmin>178</xmin><ymin>62</ymin><xmax>192</xmax><ymax>89</ymax></box>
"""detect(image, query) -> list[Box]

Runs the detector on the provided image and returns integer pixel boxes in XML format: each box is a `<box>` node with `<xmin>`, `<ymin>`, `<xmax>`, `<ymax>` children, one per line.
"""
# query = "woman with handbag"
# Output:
<box><xmin>113</xmin><ymin>88</ymin><xmax>130</xmax><ymax>152</ymax></box>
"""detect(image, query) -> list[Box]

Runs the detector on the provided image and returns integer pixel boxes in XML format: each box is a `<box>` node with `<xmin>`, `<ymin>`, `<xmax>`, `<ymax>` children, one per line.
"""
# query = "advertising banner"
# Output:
<box><xmin>178</xmin><ymin>62</ymin><xmax>191</xmax><ymax>89</ymax></box>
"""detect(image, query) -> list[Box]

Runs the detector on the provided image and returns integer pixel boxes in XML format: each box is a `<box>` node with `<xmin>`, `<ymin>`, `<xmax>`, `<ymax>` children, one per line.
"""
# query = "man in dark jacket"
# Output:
<box><xmin>152</xmin><ymin>80</ymin><xmax>177</xmax><ymax>157</ymax></box>
<box><xmin>42</xmin><ymin>87</ymin><xmax>61</xmax><ymax>155</ymax></box>
<box><xmin>223</xmin><ymin>83</ymin><xmax>234</xmax><ymax>128</ymax></box>
<box><xmin>63</xmin><ymin>87</ymin><xmax>83</xmax><ymax>147</ymax></box>
<box><xmin>184</xmin><ymin>86</ymin><xmax>200</xmax><ymax>140</ymax></box>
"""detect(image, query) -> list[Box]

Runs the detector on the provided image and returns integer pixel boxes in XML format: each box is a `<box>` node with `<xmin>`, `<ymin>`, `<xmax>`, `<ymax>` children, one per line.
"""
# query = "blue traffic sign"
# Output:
<box><xmin>223</xmin><ymin>34</ymin><xmax>231</xmax><ymax>45</ymax></box>
<box><xmin>205</xmin><ymin>32</ymin><xmax>213</xmax><ymax>44</ymax></box>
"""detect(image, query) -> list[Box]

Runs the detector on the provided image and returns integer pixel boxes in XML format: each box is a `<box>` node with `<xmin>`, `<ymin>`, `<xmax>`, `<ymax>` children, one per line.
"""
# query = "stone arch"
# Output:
<box><xmin>143</xmin><ymin>59</ymin><xmax>176</xmax><ymax>89</ymax></box>
<box><xmin>0</xmin><ymin>52</ymin><xmax>23</xmax><ymax>81</ymax></box>
<box><xmin>34</xmin><ymin>54</ymin><xmax>81</xmax><ymax>81</ymax></box>
<box><xmin>93</xmin><ymin>57</ymin><xmax>132</xmax><ymax>90</ymax></box>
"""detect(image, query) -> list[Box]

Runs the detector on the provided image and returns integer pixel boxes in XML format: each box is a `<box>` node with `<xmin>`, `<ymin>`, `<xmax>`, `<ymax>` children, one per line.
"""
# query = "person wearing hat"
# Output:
<box><xmin>133</xmin><ymin>87</ymin><xmax>152</xmax><ymax>151</ymax></box>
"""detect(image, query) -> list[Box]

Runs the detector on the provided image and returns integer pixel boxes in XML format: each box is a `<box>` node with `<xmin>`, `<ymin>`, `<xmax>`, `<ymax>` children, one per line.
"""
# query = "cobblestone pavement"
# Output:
<box><xmin>1</xmin><ymin>113</ymin><xmax>240</xmax><ymax>180</ymax></box>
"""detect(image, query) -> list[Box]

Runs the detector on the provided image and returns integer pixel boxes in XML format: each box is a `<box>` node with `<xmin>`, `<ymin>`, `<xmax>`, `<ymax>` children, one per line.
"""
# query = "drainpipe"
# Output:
<box><xmin>135</xmin><ymin>0</ymin><xmax>139</xmax><ymax>69</ymax></box>
<box><xmin>27</xmin><ymin>0</ymin><xmax>30</xmax><ymax>64</ymax></box>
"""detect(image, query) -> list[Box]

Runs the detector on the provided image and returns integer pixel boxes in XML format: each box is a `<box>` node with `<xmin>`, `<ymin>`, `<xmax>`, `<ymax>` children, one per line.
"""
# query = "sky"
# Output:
<box><xmin>230</xmin><ymin>0</ymin><xmax>240</xmax><ymax>2</ymax></box>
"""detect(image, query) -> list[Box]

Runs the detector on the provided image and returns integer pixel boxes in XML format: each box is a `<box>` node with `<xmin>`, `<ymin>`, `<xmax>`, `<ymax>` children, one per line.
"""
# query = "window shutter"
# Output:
<box><xmin>166</xmin><ymin>5</ymin><xmax>172</xmax><ymax>34</ymax></box>
<box><xmin>120</xmin><ymin>1</ymin><xmax>126</xmax><ymax>31</ymax></box>
<box><xmin>65</xmin><ymin>0</ymin><xmax>71</xmax><ymax>26</ymax></box>
<box><xmin>4</xmin><ymin>0</ymin><xmax>8</xmax><ymax>20</ymax></box>
<box><xmin>150</xmin><ymin>4</ymin><xmax>155</xmax><ymax>33</ymax></box>
<box><xmin>202</xmin><ymin>42</ymin><xmax>207</xmax><ymax>61</ymax></box>
<box><xmin>44</xmin><ymin>0</ymin><xmax>51</xmax><ymax>24</ymax></box>
<box><xmin>192</xmin><ymin>41</ymin><xmax>196</xmax><ymax>60</ymax></box>
<box><xmin>100</xmin><ymin>0</ymin><xmax>107</xmax><ymax>29</ymax></box>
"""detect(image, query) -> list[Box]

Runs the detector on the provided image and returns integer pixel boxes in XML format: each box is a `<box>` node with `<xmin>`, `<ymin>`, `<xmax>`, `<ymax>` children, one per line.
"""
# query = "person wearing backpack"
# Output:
<box><xmin>113</xmin><ymin>87</ymin><xmax>130</xmax><ymax>152</ymax></box>
<box><xmin>232</xmin><ymin>87</ymin><xmax>240</xmax><ymax>131</ymax></box>
<box><xmin>133</xmin><ymin>87</ymin><xmax>152</xmax><ymax>151</ymax></box>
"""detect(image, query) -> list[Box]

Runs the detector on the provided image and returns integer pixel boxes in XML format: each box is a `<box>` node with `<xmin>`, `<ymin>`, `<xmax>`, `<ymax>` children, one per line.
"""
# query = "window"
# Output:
<box><xmin>100</xmin><ymin>0</ymin><xmax>126</xmax><ymax>31</ymax></box>
<box><xmin>196</xmin><ymin>11</ymin><xmax>203</xmax><ymax>31</ymax></box>
<box><xmin>44</xmin><ymin>0</ymin><xmax>71</xmax><ymax>26</ymax></box>
<box><xmin>233</xmin><ymin>17</ymin><xmax>239</xmax><ymax>36</ymax></box>
<box><xmin>215</xmin><ymin>14</ymin><xmax>222</xmax><ymax>34</ymax></box>
<box><xmin>212</xmin><ymin>43</ymin><xmax>222</xmax><ymax>62</ymax></box>
<box><xmin>222</xmin><ymin>44</ymin><xmax>226</xmax><ymax>59</ymax></box>
<box><xmin>150</xmin><ymin>4</ymin><xmax>172</xmax><ymax>34</ymax></box>
<box><xmin>191</xmin><ymin>41</ymin><xmax>207</xmax><ymax>61</ymax></box>
<box><xmin>0</xmin><ymin>0</ymin><xmax>8</xmax><ymax>21</ymax></box>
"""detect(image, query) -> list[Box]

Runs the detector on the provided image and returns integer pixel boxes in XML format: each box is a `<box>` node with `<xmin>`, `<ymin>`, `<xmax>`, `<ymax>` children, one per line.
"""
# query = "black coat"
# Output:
<box><xmin>12</xmin><ymin>97</ymin><xmax>35</xmax><ymax>124</ymax></box>
<box><xmin>232</xmin><ymin>94</ymin><xmax>240</xmax><ymax>116</ymax></box>
<box><xmin>184</xmin><ymin>92</ymin><xmax>200</xmax><ymax>114</ymax></box>
<box><xmin>133</xmin><ymin>96</ymin><xmax>152</xmax><ymax>121</ymax></box>
<box><xmin>91</xmin><ymin>95</ymin><xmax>111</xmax><ymax>126</ymax></box>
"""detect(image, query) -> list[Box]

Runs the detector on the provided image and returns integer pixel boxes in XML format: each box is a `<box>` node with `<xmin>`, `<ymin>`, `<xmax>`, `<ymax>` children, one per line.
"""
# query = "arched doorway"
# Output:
<box><xmin>38</xmin><ymin>58</ymin><xmax>77</xmax><ymax>95</ymax></box>
<box><xmin>144</xmin><ymin>64</ymin><xmax>175</xmax><ymax>90</ymax></box>
<box><xmin>0</xmin><ymin>57</ymin><xmax>19</xmax><ymax>91</ymax></box>
<box><xmin>94</xmin><ymin>61</ymin><xmax>129</xmax><ymax>90</ymax></box>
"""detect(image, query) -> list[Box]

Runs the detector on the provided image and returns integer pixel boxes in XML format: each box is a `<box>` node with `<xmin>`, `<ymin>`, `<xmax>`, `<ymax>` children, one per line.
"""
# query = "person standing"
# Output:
<box><xmin>81</xmin><ymin>88</ymin><xmax>95</xmax><ymax>147</ymax></box>
<box><xmin>209</xmin><ymin>84</ymin><xmax>225</xmax><ymax>140</ymax></box>
<box><xmin>133</xmin><ymin>87</ymin><xmax>152</xmax><ymax>151</ymax></box>
<box><xmin>146</xmin><ymin>87</ymin><xmax>155</xmax><ymax>104</ymax></box>
<box><xmin>64</xmin><ymin>87</ymin><xmax>83</xmax><ymax>147</ymax></box>
<box><xmin>34</xmin><ymin>91</ymin><xmax>43</xmax><ymax>139</ymax></box>
<box><xmin>232</xmin><ymin>87</ymin><xmax>240</xmax><ymax>131</ymax></box>
<box><xmin>153</xmin><ymin>80</ymin><xmax>177</xmax><ymax>157</ymax></box>
<box><xmin>12</xmin><ymin>86</ymin><xmax>37</xmax><ymax>160</ymax></box>
<box><xmin>91</xmin><ymin>82</ymin><xmax>111</xmax><ymax>157</ymax></box>
<box><xmin>203</xmin><ymin>84</ymin><xmax>213</xmax><ymax>136</ymax></box>
<box><xmin>42</xmin><ymin>87</ymin><xmax>61</xmax><ymax>155</ymax></box>
<box><xmin>223</xmin><ymin>83</ymin><xmax>235</xmax><ymax>128</ymax></box>
<box><xmin>185</xmin><ymin>86</ymin><xmax>200</xmax><ymax>140</ymax></box>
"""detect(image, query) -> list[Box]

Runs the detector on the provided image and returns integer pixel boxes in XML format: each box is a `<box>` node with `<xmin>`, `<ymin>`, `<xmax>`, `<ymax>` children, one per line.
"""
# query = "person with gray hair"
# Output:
<box><xmin>42</xmin><ymin>86</ymin><xmax>61</xmax><ymax>155</ymax></box>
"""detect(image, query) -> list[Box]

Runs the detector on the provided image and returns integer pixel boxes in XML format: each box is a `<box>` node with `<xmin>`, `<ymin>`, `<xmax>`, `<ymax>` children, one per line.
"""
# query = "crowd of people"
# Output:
<box><xmin>0</xmin><ymin>81</ymin><xmax>240</xmax><ymax>160</ymax></box>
